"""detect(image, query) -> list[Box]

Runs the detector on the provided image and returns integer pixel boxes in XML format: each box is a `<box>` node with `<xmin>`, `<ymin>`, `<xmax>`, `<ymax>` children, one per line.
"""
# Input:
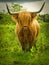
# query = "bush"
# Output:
<box><xmin>38</xmin><ymin>14</ymin><xmax>49</xmax><ymax>22</ymax></box>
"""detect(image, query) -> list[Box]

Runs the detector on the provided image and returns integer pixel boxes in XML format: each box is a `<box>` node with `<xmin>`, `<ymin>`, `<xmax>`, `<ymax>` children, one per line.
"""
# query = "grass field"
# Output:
<box><xmin>0</xmin><ymin>13</ymin><xmax>49</xmax><ymax>65</ymax></box>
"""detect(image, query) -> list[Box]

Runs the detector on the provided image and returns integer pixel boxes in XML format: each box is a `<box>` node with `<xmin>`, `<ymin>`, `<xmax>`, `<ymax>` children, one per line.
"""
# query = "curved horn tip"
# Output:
<box><xmin>37</xmin><ymin>1</ymin><xmax>45</xmax><ymax>13</ymax></box>
<box><xmin>43</xmin><ymin>1</ymin><xmax>45</xmax><ymax>6</ymax></box>
<box><xmin>30</xmin><ymin>1</ymin><xmax>45</xmax><ymax>14</ymax></box>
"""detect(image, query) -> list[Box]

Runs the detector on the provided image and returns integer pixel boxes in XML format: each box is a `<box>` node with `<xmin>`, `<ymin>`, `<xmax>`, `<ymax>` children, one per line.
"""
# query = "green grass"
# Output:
<box><xmin>0</xmin><ymin>13</ymin><xmax>49</xmax><ymax>65</ymax></box>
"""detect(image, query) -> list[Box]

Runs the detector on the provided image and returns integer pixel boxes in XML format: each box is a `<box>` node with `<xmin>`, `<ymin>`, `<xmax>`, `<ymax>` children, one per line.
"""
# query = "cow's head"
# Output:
<box><xmin>6</xmin><ymin>2</ymin><xmax>45</xmax><ymax>26</ymax></box>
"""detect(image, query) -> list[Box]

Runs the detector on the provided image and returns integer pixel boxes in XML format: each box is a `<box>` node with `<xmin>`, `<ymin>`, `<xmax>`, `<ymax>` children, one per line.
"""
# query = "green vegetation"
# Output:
<box><xmin>0</xmin><ymin>13</ymin><xmax>49</xmax><ymax>65</ymax></box>
<box><xmin>38</xmin><ymin>14</ymin><xmax>49</xmax><ymax>22</ymax></box>
<box><xmin>9</xmin><ymin>3</ymin><xmax>26</xmax><ymax>12</ymax></box>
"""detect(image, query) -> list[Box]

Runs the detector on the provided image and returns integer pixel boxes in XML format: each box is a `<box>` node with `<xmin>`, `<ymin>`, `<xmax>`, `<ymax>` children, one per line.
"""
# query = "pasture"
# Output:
<box><xmin>0</xmin><ymin>13</ymin><xmax>49</xmax><ymax>65</ymax></box>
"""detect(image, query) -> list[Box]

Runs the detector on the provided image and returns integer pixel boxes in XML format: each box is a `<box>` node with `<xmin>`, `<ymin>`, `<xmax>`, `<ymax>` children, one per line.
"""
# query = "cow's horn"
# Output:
<box><xmin>36</xmin><ymin>2</ymin><xmax>45</xmax><ymax>13</ymax></box>
<box><xmin>31</xmin><ymin>2</ymin><xmax>45</xmax><ymax>13</ymax></box>
<box><xmin>6</xmin><ymin>4</ymin><xmax>18</xmax><ymax>15</ymax></box>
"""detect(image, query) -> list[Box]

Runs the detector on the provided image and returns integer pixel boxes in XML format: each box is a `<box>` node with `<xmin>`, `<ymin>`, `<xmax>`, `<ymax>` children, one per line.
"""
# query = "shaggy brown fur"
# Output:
<box><xmin>12</xmin><ymin>11</ymin><xmax>40</xmax><ymax>51</ymax></box>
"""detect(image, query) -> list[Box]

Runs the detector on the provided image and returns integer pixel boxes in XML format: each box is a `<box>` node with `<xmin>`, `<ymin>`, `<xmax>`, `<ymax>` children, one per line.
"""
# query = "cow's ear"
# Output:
<box><xmin>12</xmin><ymin>13</ymin><xmax>19</xmax><ymax>22</ymax></box>
<box><xmin>31</xmin><ymin>13</ymin><xmax>37</xmax><ymax>19</ymax></box>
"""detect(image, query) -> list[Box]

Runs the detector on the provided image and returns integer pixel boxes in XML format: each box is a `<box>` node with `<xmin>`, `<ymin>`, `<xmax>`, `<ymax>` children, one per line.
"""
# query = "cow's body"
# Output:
<box><xmin>15</xmin><ymin>11</ymin><xmax>40</xmax><ymax>51</ymax></box>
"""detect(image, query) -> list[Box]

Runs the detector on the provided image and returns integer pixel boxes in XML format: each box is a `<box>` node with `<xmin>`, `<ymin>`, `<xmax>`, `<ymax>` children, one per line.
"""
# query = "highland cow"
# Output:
<box><xmin>6</xmin><ymin>2</ymin><xmax>45</xmax><ymax>51</ymax></box>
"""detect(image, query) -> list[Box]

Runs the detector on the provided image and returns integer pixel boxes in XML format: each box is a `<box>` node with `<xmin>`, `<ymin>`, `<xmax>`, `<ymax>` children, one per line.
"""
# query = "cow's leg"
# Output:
<box><xmin>21</xmin><ymin>42</ymin><xmax>26</xmax><ymax>51</ymax></box>
<box><xmin>29</xmin><ymin>41</ymin><xmax>34</xmax><ymax>51</ymax></box>
<box><xmin>34</xmin><ymin>43</ymin><xmax>37</xmax><ymax>50</ymax></box>
<box><xmin>29</xmin><ymin>40</ymin><xmax>37</xmax><ymax>51</ymax></box>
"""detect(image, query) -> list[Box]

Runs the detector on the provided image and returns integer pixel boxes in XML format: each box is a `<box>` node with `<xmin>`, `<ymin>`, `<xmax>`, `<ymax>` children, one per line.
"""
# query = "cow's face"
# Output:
<box><xmin>18</xmin><ymin>11</ymin><xmax>31</xmax><ymax>26</ymax></box>
<box><xmin>12</xmin><ymin>11</ymin><xmax>37</xmax><ymax>27</ymax></box>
